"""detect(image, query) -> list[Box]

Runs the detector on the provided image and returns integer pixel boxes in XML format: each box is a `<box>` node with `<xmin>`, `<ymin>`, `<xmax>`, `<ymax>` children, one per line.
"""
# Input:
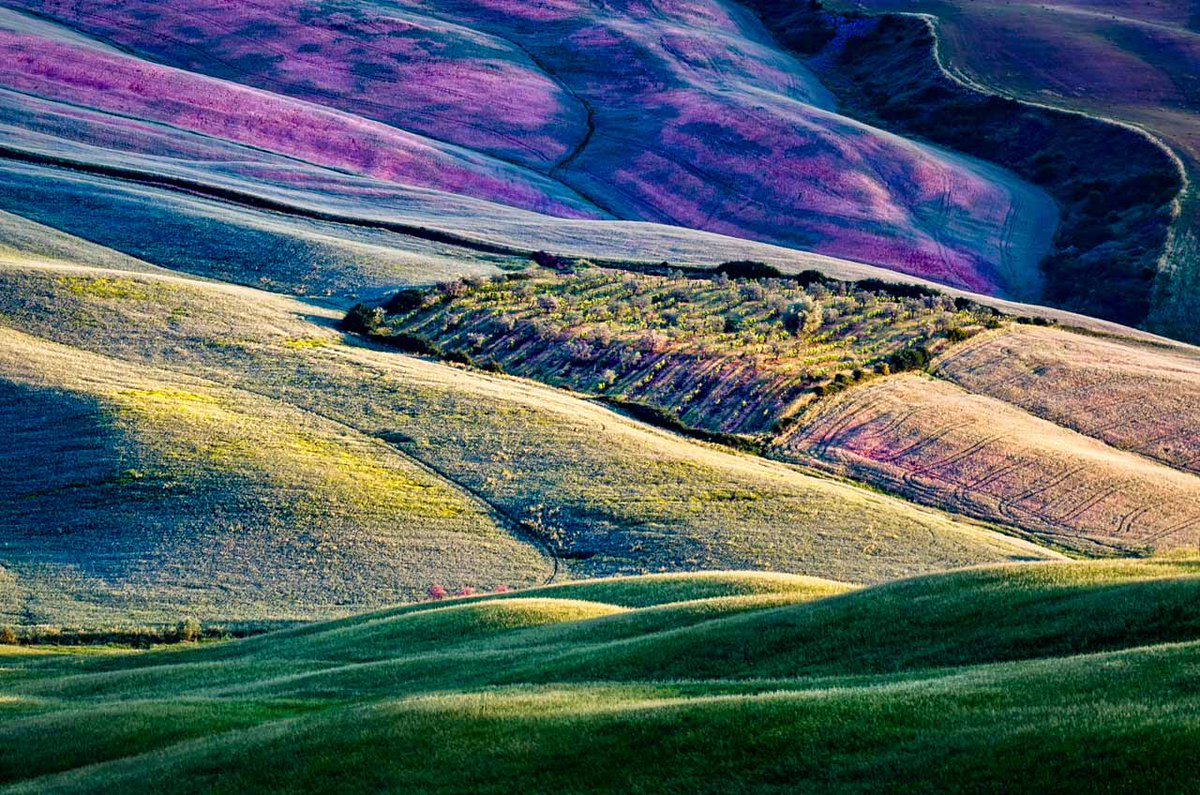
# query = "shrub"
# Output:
<box><xmin>793</xmin><ymin>269</ymin><xmax>832</xmax><ymax>287</ymax></box>
<box><xmin>856</xmin><ymin>278</ymin><xmax>940</xmax><ymax>300</ymax></box>
<box><xmin>385</xmin><ymin>288</ymin><xmax>428</xmax><ymax>314</ymax></box>
<box><xmin>944</xmin><ymin>327</ymin><xmax>972</xmax><ymax>342</ymax></box>
<box><xmin>176</xmin><ymin>618</ymin><xmax>201</xmax><ymax>643</ymax></box>
<box><xmin>381</xmin><ymin>333</ymin><xmax>443</xmax><ymax>357</ymax></box>
<box><xmin>456</xmin><ymin>587</ymin><xmax>477</xmax><ymax>597</ymax></box>
<box><xmin>427</xmin><ymin>584</ymin><xmax>448</xmax><ymax>601</ymax></box>
<box><xmin>887</xmin><ymin>345</ymin><xmax>932</xmax><ymax>372</ymax></box>
<box><xmin>531</xmin><ymin>251</ymin><xmax>571</xmax><ymax>270</ymax></box>
<box><xmin>341</xmin><ymin>304</ymin><xmax>386</xmax><ymax>334</ymax></box>
<box><xmin>0</xmin><ymin>626</ymin><xmax>16</xmax><ymax>645</ymax></box>
<box><xmin>717</xmin><ymin>260</ymin><xmax>783</xmax><ymax>279</ymax></box>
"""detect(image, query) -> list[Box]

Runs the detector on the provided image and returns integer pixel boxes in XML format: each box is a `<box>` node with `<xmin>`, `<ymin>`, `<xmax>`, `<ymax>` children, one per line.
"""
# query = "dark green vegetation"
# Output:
<box><xmin>3</xmin><ymin>562</ymin><xmax>1200</xmax><ymax>793</ymax></box>
<box><xmin>748</xmin><ymin>4</ymin><xmax>1183</xmax><ymax>328</ymax></box>
<box><xmin>354</xmin><ymin>264</ymin><xmax>1003</xmax><ymax>438</ymax></box>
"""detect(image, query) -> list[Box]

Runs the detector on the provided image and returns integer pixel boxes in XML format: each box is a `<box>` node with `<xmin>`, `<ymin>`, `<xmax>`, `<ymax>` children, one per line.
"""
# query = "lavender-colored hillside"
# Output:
<box><xmin>0</xmin><ymin>0</ymin><xmax>1057</xmax><ymax>295</ymax></box>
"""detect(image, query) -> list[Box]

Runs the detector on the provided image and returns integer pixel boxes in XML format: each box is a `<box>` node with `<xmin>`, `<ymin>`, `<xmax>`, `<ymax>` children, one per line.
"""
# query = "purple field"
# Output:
<box><xmin>0</xmin><ymin>0</ymin><xmax>1058</xmax><ymax>295</ymax></box>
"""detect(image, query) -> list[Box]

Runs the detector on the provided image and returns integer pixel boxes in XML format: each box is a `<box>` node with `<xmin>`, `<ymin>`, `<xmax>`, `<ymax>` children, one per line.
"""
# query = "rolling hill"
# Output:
<box><xmin>0</xmin><ymin>242</ymin><xmax>1059</xmax><ymax>628</ymax></box>
<box><xmin>813</xmin><ymin>0</ymin><xmax>1198</xmax><ymax>336</ymax></box>
<box><xmin>0</xmin><ymin>0</ymin><xmax>1058</xmax><ymax>296</ymax></box>
<box><xmin>0</xmin><ymin>0</ymin><xmax>1198</xmax><ymax>787</ymax></box>
<box><xmin>2</xmin><ymin>562</ymin><xmax>1199</xmax><ymax>792</ymax></box>
<box><xmin>356</xmin><ymin>263</ymin><xmax>1200</xmax><ymax>558</ymax></box>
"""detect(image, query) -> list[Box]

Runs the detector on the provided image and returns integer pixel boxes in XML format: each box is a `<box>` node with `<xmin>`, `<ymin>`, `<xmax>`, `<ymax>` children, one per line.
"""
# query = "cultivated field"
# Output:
<box><xmin>937</xmin><ymin>324</ymin><xmax>1200</xmax><ymax>475</ymax></box>
<box><xmin>368</xmin><ymin>264</ymin><xmax>1001</xmax><ymax>434</ymax></box>
<box><xmin>777</xmin><ymin>374</ymin><xmax>1200</xmax><ymax>555</ymax></box>
<box><xmin>1</xmin><ymin>562</ymin><xmax>1199</xmax><ymax>792</ymax></box>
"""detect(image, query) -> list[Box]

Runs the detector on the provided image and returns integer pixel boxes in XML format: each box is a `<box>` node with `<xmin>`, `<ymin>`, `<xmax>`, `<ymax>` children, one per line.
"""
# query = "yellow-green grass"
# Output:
<box><xmin>937</xmin><ymin>324</ymin><xmax>1200</xmax><ymax>474</ymax></box>
<box><xmin>0</xmin><ymin>325</ymin><xmax>548</xmax><ymax>626</ymax></box>
<box><xmin>2</xmin><ymin>562</ymin><xmax>1200</xmax><ymax>793</ymax></box>
<box><xmin>0</xmin><ymin>257</ymin><xmax>1055</xmax><ymax>622</ymax></box>
<box><xmin>777</xmin><ymin>373</ymin><xmax>1200</xmax><ymax>556</ymax></box>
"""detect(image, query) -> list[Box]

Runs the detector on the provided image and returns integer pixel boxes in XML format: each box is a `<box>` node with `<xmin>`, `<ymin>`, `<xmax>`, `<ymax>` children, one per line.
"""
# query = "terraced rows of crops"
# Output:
<box><xmin>365</xmin><ymin>265</ymin><xmax>1001</xmax><ymax>434</ymax></box>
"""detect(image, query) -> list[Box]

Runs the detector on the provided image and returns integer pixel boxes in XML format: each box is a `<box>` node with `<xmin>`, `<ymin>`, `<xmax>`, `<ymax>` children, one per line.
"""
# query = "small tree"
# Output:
<box><xmin>176</xmin><ymin>617</ymin><xmax>201</xmax><ymax>643</ymax></box>
<box><xmin>0</xmin><ymin>626</ymin><xmax>16</xmax><ymax>645</ymax></box>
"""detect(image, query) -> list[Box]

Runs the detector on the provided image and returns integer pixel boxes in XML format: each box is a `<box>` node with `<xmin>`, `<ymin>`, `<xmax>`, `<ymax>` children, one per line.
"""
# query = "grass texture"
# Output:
<box><xmin>1</xmin><ymin>561</ymin><xmax>1199</xmax><ymax>792</ymax></box>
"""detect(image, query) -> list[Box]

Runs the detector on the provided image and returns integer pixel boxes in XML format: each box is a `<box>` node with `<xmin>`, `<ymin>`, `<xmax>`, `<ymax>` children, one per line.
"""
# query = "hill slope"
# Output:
<box><xmin>2</xmin><ymin>562</ymin><xmax>1199</xmax><ymax>793</ymax></box>
<box><xmin>0</xmin><ymin>0</ymin><xmax>1057</xmax><ymax>295</ymax></box>
<box><xmin>0</xmin><ymin>247</ymin><xmax>1057</xmax><ymax>626</ymax></box>
<box><xmin>356</xmin><ymin>266</ymin><xmax>1200</xmax><ymax>558</ymax></box>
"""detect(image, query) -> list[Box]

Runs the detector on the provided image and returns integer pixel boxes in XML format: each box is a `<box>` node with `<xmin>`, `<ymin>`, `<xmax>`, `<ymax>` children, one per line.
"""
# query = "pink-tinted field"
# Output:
<box><xmin>936</xmin><ymin>326</ymin><xmax>1200</xmax><ymax>475</ymax></box>
<box><xmin>778</xmin><ymin>374</ymin><xmax>1200</xmax><ymax>556</ymax></box>
<box><xmin>0</xmin><ymin>27</ymin><xmax>597</xmax><ymax>218</ymax></box>
<box><xmin>0</xmin><ymin>0</ymin><xmax>1057</xmax><ymax>295</ymax></box>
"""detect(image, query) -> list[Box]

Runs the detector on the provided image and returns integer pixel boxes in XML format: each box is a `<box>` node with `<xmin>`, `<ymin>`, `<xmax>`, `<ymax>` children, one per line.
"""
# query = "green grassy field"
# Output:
<box><xmin>2</xmin><ymin>561</ymin><xmax>1198</xmax><ymax>793</ymax></box>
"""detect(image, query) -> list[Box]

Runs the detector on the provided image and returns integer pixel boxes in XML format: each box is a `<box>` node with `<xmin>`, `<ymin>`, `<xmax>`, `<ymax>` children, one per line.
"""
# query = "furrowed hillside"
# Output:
<box><xmin>356</xmin><ymin>265</ymin><xmax>1200</xmax><ymax>557</ymax></box>
<box><xmin>936</xmin><ymin>324</ymin><xmax>1200</xmax><ymax>475</ymax></box>
<box><xmin>781</xmin><ymin>374</ymin><xmax>1200</xmax><ymax>556</ymax></box>
<box><xmin>2</xmin><ymin>562</ymin><xmax>1199</xmax><ymax>792</ymax></box>
<box><xmin>0</xmin><ymin>249</ymin><xmax>1056</xmax><ymax>627</ymax></box>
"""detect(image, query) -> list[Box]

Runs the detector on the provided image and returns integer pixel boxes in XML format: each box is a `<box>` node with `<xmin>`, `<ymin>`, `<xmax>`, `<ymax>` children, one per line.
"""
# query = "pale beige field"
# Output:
<box><xmin>777</xmin><ymin>374</ymin><xmax>1200</xmax><ymax>555</ymax></box>
<box><xmin>937</xmin><ymin>325</ymin><xmax>1200</xmax><ymax>475</ymax></box>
